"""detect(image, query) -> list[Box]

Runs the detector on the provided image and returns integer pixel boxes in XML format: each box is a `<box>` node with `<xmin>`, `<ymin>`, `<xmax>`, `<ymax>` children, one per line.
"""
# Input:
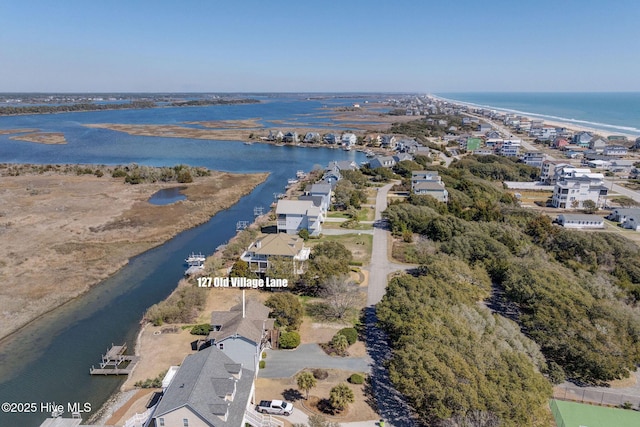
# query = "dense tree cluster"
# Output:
<box><xmin>0</xmin><ymin>101</ymin><xmax>156</xmax><ymax>116</ymax></box>
<box><xmin>111</xmin><ymin>164</ymin><xmax>210</xmax><ymax>184</ymax></box>
<box><xmin>379</xmin><ymin>155</ymin><xmax>640</xmax><ymax>423</ymax></box>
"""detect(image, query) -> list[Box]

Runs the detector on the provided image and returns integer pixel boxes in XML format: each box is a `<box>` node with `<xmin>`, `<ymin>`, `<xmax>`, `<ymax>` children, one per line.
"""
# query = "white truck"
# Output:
<box><xmin>255</xmin><ymin>400</ymin><xmax>294</xmax><ymax>416</ymax></box>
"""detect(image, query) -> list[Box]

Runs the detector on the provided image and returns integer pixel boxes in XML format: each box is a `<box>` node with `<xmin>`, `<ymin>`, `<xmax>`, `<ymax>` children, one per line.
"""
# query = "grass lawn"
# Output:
<box><xmin>309</xmin><ymin>233</ymin><xmax>373</xmax><ymax>264</ymax></box>
<box><xmin>322</xmin><ymin>221</ymin><xmax>373</xmax><ymax>231</ymax></box>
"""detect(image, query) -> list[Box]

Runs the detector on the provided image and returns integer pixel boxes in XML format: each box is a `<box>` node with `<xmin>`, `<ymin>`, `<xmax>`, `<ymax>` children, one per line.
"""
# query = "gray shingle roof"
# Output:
<box><xmin>209</xmin><ymin>299</ymin><xmax>274</xmax><ymax>345</ymax></box>
<box><xmin>153</xmin><ymin>346</ymin><xmax>253</xmax><ymax>427</ymax></box>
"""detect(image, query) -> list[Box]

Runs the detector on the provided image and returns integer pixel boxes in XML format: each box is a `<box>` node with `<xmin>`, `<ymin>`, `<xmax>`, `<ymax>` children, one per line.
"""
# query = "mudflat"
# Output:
<box><xmin>0</xmin><ymin>165</ymin><xmax>268</xmax><ymax>340</ymax></box>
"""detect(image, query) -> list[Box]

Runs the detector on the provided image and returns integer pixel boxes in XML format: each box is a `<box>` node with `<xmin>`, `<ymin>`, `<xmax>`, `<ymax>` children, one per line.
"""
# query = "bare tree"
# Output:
<box><xmin>322</xmin><ymin>275</ymin><xmax>362</xmax><ymax>319</ymax></box>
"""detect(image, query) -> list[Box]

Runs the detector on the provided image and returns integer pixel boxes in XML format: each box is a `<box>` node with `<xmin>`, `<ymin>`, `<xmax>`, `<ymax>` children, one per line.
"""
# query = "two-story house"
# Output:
<box><xmin>275</xmin><ymin>200</ymin><xmax>323</xmax><ymax>236</ymax></box>
<box><xmin>240</xmin><ymin>233</ymin><xmax>311</xmax><ymax>275</ymax></box>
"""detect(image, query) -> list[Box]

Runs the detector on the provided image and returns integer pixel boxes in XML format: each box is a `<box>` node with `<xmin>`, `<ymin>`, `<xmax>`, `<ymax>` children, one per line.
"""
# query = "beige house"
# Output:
<box><xmin>240</xmin><ymin>234</ymin><xmax>310</xmax><ymax>275</ymax></box>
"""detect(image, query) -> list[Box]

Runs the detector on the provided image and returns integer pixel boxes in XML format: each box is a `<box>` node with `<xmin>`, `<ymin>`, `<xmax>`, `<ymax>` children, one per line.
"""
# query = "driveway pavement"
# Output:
<box><xmin>259</xmin><ymin>343</ymin><xmax>372</xmax><ymax>379</ymax></box>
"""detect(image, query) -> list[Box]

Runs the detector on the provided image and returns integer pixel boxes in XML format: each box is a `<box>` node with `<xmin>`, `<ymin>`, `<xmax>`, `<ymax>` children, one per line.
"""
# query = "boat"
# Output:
<box><xmin>184</xmin><ymin>252</ymin><xmax>206</xmax><ymax>275</ymax></box>
<box><xmin>343</xmin><ymin>146</ymin><xmax>352</xmax><ymax>151</ymax></box>
<box><xmin>244</xmin><ymin>141</ymin><xmax>253</xmax><ymax>145</ymax></box>
<box><xmin>296</xmin><ymin>170</ymin><xmax>307</xmax><ymax>179</ymax></box>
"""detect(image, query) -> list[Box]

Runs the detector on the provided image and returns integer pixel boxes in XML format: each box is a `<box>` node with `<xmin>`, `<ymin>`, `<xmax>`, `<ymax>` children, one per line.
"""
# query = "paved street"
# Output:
<box><xmin>258</xmin><ymin>344</ymin><xmax>372</xmax><ymax>379</ymax></box>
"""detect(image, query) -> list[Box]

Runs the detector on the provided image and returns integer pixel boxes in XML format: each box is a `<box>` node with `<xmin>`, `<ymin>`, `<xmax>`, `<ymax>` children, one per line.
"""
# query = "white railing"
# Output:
<box><xmin>123</xmin><ymin>407</ymin><xmax>153</xmax><ymax>427</ymax></box>
<box><xmin>244</xmin><ymin>409</ymin><xmax>284</xmax><ymax>427</ymax></box>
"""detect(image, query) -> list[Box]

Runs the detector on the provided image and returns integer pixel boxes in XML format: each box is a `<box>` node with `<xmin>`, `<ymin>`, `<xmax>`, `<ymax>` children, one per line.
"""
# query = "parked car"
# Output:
<box><xmin>255</xmin><ymin>400</ymin><xmax>294</xmax><ymax>416</ymax></box>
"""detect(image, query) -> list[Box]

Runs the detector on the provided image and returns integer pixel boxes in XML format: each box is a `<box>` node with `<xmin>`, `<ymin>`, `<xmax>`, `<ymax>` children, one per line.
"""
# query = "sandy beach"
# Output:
<box><xmin>0</xmin><ymin>165</ymin><xmax>268</xmax><ymax>341</ymax></box>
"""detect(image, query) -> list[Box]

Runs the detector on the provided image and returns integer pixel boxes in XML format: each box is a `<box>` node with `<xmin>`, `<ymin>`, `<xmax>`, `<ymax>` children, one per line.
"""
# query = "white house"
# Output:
<box><xmin>500</xmin><ymin>139</ymin><xmax>521</xmax><ymax>157</ymax></box>
<box><xmin>557</xmin><ymin>214</ymin><xmax>605</xmax><ymax>229</ymax></box>
<box><xmin>551</xmin><ymin>170</ymin><xmax>608</xmax><ymax>209</ymax></box>
<box><xmin>308</xmin><ymin>183</ymin><xmax>332</xmax><ymax>213</ymax></box>
<box><xmin>341</xmin><ymin>133</ymin><xmax>357</xmax><ymax>147</ymax></box>
<box><xmin>411</xmin><ymin>171</ymin><xmax>448</xmax><ymax>202</ymax></box>
<box><xmin>276</xmin><ymin>199</ymin><xmax>323</xmax><ymax>235</ymax></box>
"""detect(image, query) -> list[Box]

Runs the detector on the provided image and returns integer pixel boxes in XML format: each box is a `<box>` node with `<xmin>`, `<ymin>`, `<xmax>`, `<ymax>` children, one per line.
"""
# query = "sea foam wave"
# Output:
<box><xmin>433</xmin><ymin>95</ymin><xmax>640</xmax><ymax>135</ymax></box>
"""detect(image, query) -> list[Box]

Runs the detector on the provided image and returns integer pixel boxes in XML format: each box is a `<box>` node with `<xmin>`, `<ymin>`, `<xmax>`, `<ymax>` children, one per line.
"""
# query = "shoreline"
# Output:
<box><xmin>432</xmin><ymin>94</ymin><xmax>640</xmax><ymax>140</ymax></box>
<box><xmin>0</xmin><ymin>166</ymin><xmax>269</xmax><ymax>342</ymax></box>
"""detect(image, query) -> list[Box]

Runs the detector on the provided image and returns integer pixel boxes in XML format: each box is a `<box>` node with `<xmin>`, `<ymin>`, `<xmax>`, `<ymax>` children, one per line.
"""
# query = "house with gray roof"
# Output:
<box><xmin>368</xmin><ymin>156</ymin><xmax>396</xmax><ymax>169</ymax></box>
<box><xmin>207</xmin><ymin>300</ymin><xmax>275</xmax><ymax>373</ymax></box>
<box><xmin>275</xmin><ymin>199</ymin><xmax>323</xmax><ymax>236</ymax></box>
<box><xmin>556</xmin><ymin>214</ymin><xmax>604</xmax><ymax>229</ymax></box>
<box><xmin>411</xmin><ymin>171</ymin><xmax>448</xmax><ymax>202</ymax></box>
<box><xmin>151</xmin><ymin>346</ymin><xmax>254</xmax><ymax>427</ymax></box>
<box><xmin>308</xmin><ymin>183</ymin><xmax>332</xmax><ymax>213</ymax></box>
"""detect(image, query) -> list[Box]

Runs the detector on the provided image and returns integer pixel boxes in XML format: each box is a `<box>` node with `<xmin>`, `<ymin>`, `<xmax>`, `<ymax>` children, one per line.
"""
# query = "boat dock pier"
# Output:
<box><xmin>90</xmin><ymin>343</ymin><xmax>139</xmax><ymax>375</ymax></box>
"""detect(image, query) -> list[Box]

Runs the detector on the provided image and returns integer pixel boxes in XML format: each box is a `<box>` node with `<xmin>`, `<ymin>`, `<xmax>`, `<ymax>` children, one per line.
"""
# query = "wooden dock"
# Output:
<box><xmin>90</xmin><ymin>343</ymin><xmax>139</xmax><ymax>375</ymax></box>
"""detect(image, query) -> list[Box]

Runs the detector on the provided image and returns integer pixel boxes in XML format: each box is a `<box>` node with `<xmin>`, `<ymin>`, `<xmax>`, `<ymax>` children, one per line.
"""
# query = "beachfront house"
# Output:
<box><xmin>267</xmin><ymin>130</ymin><xmax>284</xmax><ymax>142</ymax></box>
<box><xmin>521</xmin><ymin>152</ymin><xmax>545</xmax><ymax>168</ymax></box>
<box><xmin>207</xmin><ymin>299</ymin><xmax>274</xmax><ymax>373</ymax></box>
<box><xmin>500</xmin><ymin>139</ymin><xmax>521</xmax><ymax>157</ymax></box>
<box><xmin>150</xmin><ymin>346</ymin><xmax>254</xmax><ymax>427</ymax></box>
<box><xmin>240</xmin><ymin>233</ymin><xmax>311</xmax><ymax>275</ymax></box>
<box><xmin>276</xmin><ymin>199</ymin><xmax>323</xmax><ymax>236</ymax></box>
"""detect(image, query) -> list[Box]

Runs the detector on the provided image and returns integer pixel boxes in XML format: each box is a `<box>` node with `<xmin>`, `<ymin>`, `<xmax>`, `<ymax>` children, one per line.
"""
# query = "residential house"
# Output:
<box><xmin>623</xmin><ymin>215</ymin><xmax>640</xmax><ymax>231</ymax></box>
<box><xmin>521</xmin><ymin>152</ymin><xmax>545</xmax><ymax>168</ymax></box>
<box><xmin>303</xmin><ymin>132</ymin><xmax>321</xmax><ymax>143</ymax></box>
<box><xmin>573</xmin><ymin>132</ymin><xmax>593</xmax><ymax>147</ymax></box>
<box><xmin>275</xmin><ymin>200</ymin><xmax>323</xmax><ymax>235</ymax></box>
<box><xmin>556</xmin><ymin>214</ymin><xmax>605</xmax><ymax>229</ymax></box>
<box><xmin>267</xmin><ymin>130</ymin><xmax>284</xmax><ymax>142</ymax></box>
<box><xmin>538</xmin><ymin>127</ymin><xmax>557</xmax><ymax>141</ymax></box>
<box><xmin>485</xmin><ymin>130</ymin><xmax>501</xmax><ymax>139</ymax></box>
<box><xmin>327</xmin><ymin>160</ymin><xmax>358</xmax><ymax>172</ymax></box>
<box><xmin>368</xmin><ymin>156</ymin><xmax>396</xmax><ymax>169</ymax></box>
<box><xmin>589</xmin><ymin>137</ymin><xmax>607</xmax><ymax>152</ymax></box>
<box><xmin>552</xmin><ymin>137</ymin><xmax>569</xmax><ymax>149</ymax></box>
<box><xmin>608</xmin><ymin>159</ymin><xmax>635</xmax><ymax>173</ymax></box>
<box><xmin>282</xmin><ymin>132</ymin><xmax>298</xmax><ymax>143</ymax></box>
<box><xmin>477</xmin><ymin>123</ymin><xmax>492</xmax><ymax>133</ymax></box>
<box><xmin>208</xmin><ymin>300</ymin><xmax>275</xmax><ymax>372</ymax></box>
<box><xmin>551</xmin><ymin>168</ymin><xmax>608</xmax><ymax>209</ymax></box>
<box><xmin>341</xmin><ymin>133</ymin><xmax>357</xmax><ymax>147</ymax></box>
<box><xmin>365</xmin><ymin>134</ymin><xmax>381</xmax><ymax>146</ymax></box>
<box><xmin>541</xmin><ymin>160</ymin><xmax>571</xmax><ymax>184</ymax></box>
<box><xmin>393</xmin><ymin>153</ymin><xmax>414</xmax><ymax>163</ymax></box>
<box><xmin>607</xmin><ymin>208</ymin><xmax>640</xmax><ymax>223</ymax></box>
<box><xmin>500</xmin><ymin>139</ymin><xmax>521</xmax><ymax>157</ymax></box>
<box><xmin>150</xmin><ymin>346</ymin><xmax>254</xmax><ymax>427</ymax></box>
<box><xmin>607</xmin><ymin>135</ymin><xmax>628</xmax><ymax>143</ymax></box>
<box><xmin>307</xmin><ymin>183</ymin><xmax>332</xmax><ymax>213</ymax></box>
<box><xmin>323</xmin><ymin>133</ymin><xmax>338</xmax><ymax>144</ymax></box>
<box><xmin>381</xmin><ymin>135</ymin><xmax>397</xmax><ymax>149</ymax></box>
<box><xmin>473</xmin><ymin>148</ymin><xmax>495</xmax><ymax>156</ymax></box>
<box><xmin>634</xmin><ymin>137</ymin><xmax>640</xmax><ymax>149</ymax></box>
<box><xmin>411</xmin><ymin>171</ymin><xmax>448</xmax><ymax>202</ymax></box>
<box><xmin>603</xmin><ymin>145</ymin><xmax>628</xmax><ymax>157</ymax></box>
<box><xmin>241</xmin><ymin>233</ymin><xmax>311</xmax><ymax>275</ymax></box>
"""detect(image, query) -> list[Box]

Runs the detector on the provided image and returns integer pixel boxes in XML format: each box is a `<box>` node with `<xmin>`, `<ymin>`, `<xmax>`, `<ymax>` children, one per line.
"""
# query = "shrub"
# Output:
<box><xmin>279</xmin><ymin>331</ymin><xmax>301</xmax><ymax>349</ymax></box>
<box><xmin>259</xmin><ymin>360</ymin><xmax>266</xmax><ymax>369</ymax></box>
<box><xmin>330</xmin><ymin>334</ymin><xmax>349</xmax><ymax>353</ymax></box>
<box><xmin>329</xmin><ymin>383</ymin><xmax>355</xmax><ymax>411</ymax></box>
<box><xmin>298</xmin><ymin>229</ymin><xmax>310</xmax><ymax>241</ymax></box>
<box><xmin>337</xmin><ymin>327</ymin><xmax>358</xmax><ymax>345</ymax></box>
<box><xmin>112</xmin><ymin>168</ymin><xmax>127</xmax><ymax>178</ymax></box>
<box><xmin>312</xmin><ymin>368</ymin><xmax>329</xmax><ymax>380</ymax></box>
<box><xmin>349</xmin><ymin>373</ymin><xmax>364</xmax><ymax>384</ymax></box>
<box><xmin>134</xmin><ymin>370</ymin><xmax>166</xmax><ymax>388</ymax></box>
<box><xmin>266</xmin><ymin>293</ymin><xmax>304</xmax><ymax>330</ymax></box>
<box><xmin>261</xmin><ymin>351</ymin><xmax>267</xmax><ymax>359</ymax></box>
<box><xmin>190</xmin><ymin>323</ymin><xmax>213</xmax><ymax>335</ymax></box>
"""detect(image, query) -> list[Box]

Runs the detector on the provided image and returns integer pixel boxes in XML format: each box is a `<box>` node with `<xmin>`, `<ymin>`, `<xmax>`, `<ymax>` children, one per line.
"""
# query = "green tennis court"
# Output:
<box><xmin>551</xmin><ymin>399</ymin><xmax>640</xmax><ymax>427</ymax></box>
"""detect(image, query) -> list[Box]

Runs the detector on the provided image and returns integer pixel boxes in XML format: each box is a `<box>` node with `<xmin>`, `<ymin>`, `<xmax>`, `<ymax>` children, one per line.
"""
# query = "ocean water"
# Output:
<box><xmin>435</xmin><ymin>92</ymin><xmax>640</xmax><ymax>136</ymax></box>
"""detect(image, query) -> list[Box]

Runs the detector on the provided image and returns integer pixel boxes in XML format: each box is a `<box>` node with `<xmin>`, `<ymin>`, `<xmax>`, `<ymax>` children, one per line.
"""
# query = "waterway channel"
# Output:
<box><xmin>0</xmin><ymin>98</ymin><xmax>369</xmax><ymax>425</ymax></box>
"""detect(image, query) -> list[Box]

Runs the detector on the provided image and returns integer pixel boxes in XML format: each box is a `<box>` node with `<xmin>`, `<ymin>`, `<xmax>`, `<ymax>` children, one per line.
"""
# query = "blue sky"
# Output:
<box><xmin>1</xmin><ymin>0</ymin><xmax>639</xmax><ymax>92</ymax></box>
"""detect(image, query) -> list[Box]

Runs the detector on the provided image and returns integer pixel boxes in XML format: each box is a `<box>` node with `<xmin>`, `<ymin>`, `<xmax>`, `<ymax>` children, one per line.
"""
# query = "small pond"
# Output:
<box><xmin>148</xmin><ymin>187</ymin><xmax>187</xmax><ymax>205</ymax></box>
